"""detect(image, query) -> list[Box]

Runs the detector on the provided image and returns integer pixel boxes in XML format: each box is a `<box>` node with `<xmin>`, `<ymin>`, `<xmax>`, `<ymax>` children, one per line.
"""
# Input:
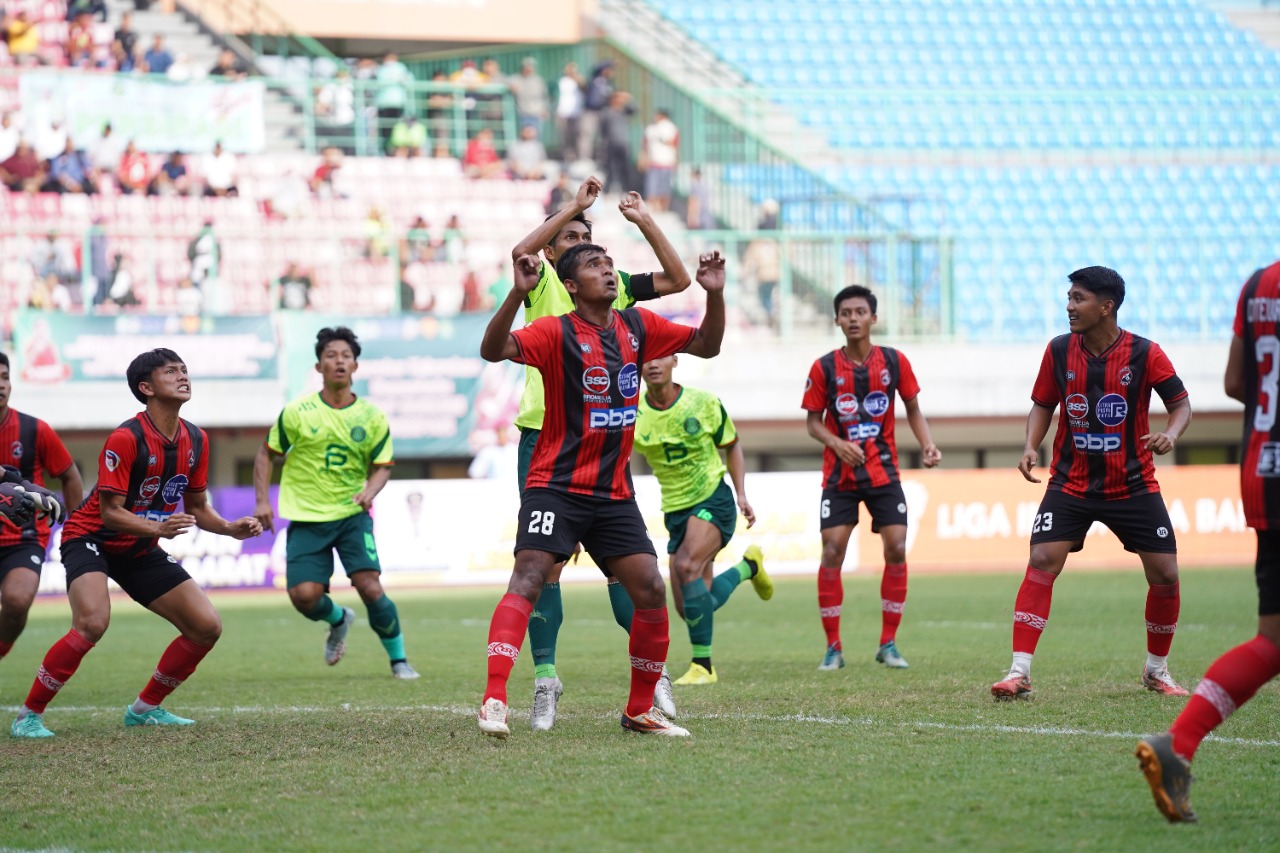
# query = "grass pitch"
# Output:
<box><xmin>1</xmin><ymin>567</ymin><xmax>1276</xmax><ymax>852</ymax></box>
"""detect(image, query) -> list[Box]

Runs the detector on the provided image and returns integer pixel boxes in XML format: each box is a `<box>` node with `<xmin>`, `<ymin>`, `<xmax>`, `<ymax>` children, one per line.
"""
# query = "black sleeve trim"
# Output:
<box><xmin>629</xmin><ymin>273</ymin><xmax>658</xmax><ymax>302</ymax></box>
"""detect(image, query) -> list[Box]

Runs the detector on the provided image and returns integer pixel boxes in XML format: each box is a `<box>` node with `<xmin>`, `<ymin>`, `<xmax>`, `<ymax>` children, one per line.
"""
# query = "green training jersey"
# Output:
<box><xmin>266</xmin><ymin>393</ymin><xmax>394</xmax><ymax>522</ymax></box>
<box><xmin>634</xmin><ymin>385</ymin><xmax>738</xmax><ymax>513</ymax></box>
<box><xmin>514</xmin><ymin>258</ymin><xmax>639</xmax><ymax>431</ymax></box>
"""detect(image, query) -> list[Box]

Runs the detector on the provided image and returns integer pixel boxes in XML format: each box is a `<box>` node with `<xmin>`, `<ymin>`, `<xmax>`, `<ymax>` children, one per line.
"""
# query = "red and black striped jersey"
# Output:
<box><xmin>62</xmin><ymin>412</ymin><xmax>208</xmax><ymax>554</ymax></box>
<box><xmin>1233</xmin><ymin>262</ymin><xmax>1280</xmax><ymax>530</ymax></box>
<box><xmin>1031</xmin><ymin>331</ymin><xmax>1187</xmax><ymax>501</ymax></box>
<box><xmin>801</xmin><ymin>346</ymin><xmax>921</xmax><ymax>491</ymax></box>
<box><xmin>512</xmin><ymin>306</ymin><xmax>696</xmax><ymax>500</ymax></box>
<box><xmin>0</xmin><ymin>408</ymin><xmax>75</xmax><ymax>549</ymax></box>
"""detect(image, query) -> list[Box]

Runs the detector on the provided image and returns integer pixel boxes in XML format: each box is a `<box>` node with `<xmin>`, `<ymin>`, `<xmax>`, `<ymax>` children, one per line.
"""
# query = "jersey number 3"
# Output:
<box><xmin>1255</xmin><ymin>337</ymin><xmax>1280</xmax><ymax>432</ymax></box>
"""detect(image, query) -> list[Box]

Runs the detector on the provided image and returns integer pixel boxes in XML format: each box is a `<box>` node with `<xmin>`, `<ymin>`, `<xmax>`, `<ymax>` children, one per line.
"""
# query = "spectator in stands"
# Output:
<box><xmin>424</xmin><ymin>70</ymin><xmax>454</xmax><ymax>150</ymax></box>
<box><xmin>3</xmin><ymin>12</ymin><xmax>40</xmax><ymax>66</ymax></box>
<box><xmin>175</xmin><ymin>276</ymin><xmax>202</xmax><ymax>316</ymax></box>
<box><xmin>34</xmin><ymin>117</ymin><xmax>68</xmax><ymax>163</ymax></box>
<box><xmin>0</xmin><ymin>113</ymin><xmax>18</xmax><ymax>163</ymax></box>
<box><xmin>116</xmin><ymin>140</ymin><xmax>151</xmax><ymax>194</ymax></box>
<box><xmin>374</xmin><ymin>52</ymin><xmax>413</xmax><ymax>150</ymax></box>
<box><xmin>142</xmin><ymin>35</ymin><xmax>173</xmax><ymax>75</ymax></box>
<box><xmin>87</xmin><ymin>216</ymin><xmax>110</xmax><ymax>305</ymax></box>
<box><xmin>148</xmin><ymin>151</ymin><xmax>191</xmax><ymax>196</ymax></box>
<box><xmin>269</xmin><ymin>167</ymin><xmax>309</xmax><ymax>217</ymax></box>
<box><xmin>364</xmin><ymin>207</ymin><xmax>391</xmax><ymax>259</ymax></box>
<box><xmin>388</xmin><ymin>115</ymin><xmax>427</xmax><ymax>157</ymax></box>
<box><xmin>202</xmin><ymin>140</ymin><xmax>238</xmax><ymax>196</ymax></box>
<box><xmin>27</xmin><ymin>274</ymin><xmax>73</xmax><ymax>312</ymax></box>
<box><xmin>742</xmin><ymin>199</ymin><xmax>782</xmax><ymax>325</ymax></box>
<box><xmin>476</xmin><ymin>58</ymin><xmax>506</xmax><ymax>122</ymax></box>
<box><xmin>275</xmin><ymin>262</ymin><xmax>313</xmax><ymax>310</ymax></box>
<box><xmin>402</xmin><ymin>215</ymin><xmax>434</xmax><ymax>264</ymax></box>
<box><xmin>508</xmin><ymin>123</ymin><xmax>546</xmax><ymax>181</ymax></box>
<box><xmin>208</xmin><ymin>48</ymin><xmax>247</xmax><ymax>80</ymax></box>
<box><xmin>109</xmin><ymin>39</ymin><xmax>137</xmax><ymax>72</ymax></box>
<box><xmin>315</xmin><ymin>68</ymin><xmax>355</xmax><ymax>151</ymax></box>
<box><xmin>600</xmin><ymin>90</ymin><xmax>637</xmax><ymax>195</ymax></box>
<box><xmin>440</xmin><ymin>213</ymin><xmax>465</xmax><ymax>264</ymax></box>
<box><xmin>485</xmin><ymin>260</ymin><xmax>511</xmax><ymax>309</ymax></box>
<box><xmin>0</xmin><ymin>141</ymin><xmax>45</xmax><ymax>193</ymax></box>
<box><xmin>30</xmin><ymin>232</ymin><xmax>77</xmax><ymax>285</ymax></box>
<box><xmin>461</xmin><ymin>269</ymin><xmax>485</xmax><ymax>313</ymax></box>
<box><xmin>641</xmin><ymin>108</ymin><xmax>679</xmax><ymax>212</ymax></box>
<box><xmin>545</xmin><ymin>171</ymin><xmax>572</xmax><ymax>215</ymax></box>
<box><xmin>113</xmin><ymin>13</ymin><xmax>138</xmax><ymax>65</ymax></box>
<box><xmin>685</xmin><ymin>167</ymin><xmax>713</xmax><ymax>231</ymax></box>
<box><xmin>67</xmin><ymin>13</ymin><xmax>96</xmax><ymax>68</ymax></box>
<box><xmin>509</xmin><ymin>57</ymin><xmax>549</xmax><ymax>133</ymax></box>
<box><xmin>468</xmin><ymin>426</ymin><xmax>518</xmax><ymax>480</ymax></box>
<box><xmin>106</xmin><ymin>253</ymin><xmax>140</xmax><ymax>308</ymax></box>
<box><xmin>88</xmin><ymin>123</ymin><xmax>124</xmax><ymax>178</ymax></box>
<box><xmin>43</xmin><ymin>139</ymin><xmax>96</xmax><ymax>195</ymax></box>
<box><xmin>581</xmin><ymin>60</ymin><xmax>616</xmax><ymax>162</ymax></box>
<box><xmin>554</xmin><ymin>62</ymin><xmax>585</xmax><ymax>163</ymax></box>
<box><xmin>462</xmin><ymin>127</ymin><xmax>504</xmax><ymax>179</ymax></box>
<box><xmin>65</xmin><ymin>0</ymin><xmax>108</xmax><ymax>21</ymax></box>
<box><xmin>449</xmin><ymin>58</ymin><xmax>485</xmax><ymax>88</ymax></box>
<box><xmin>166</xmin><ymin>52</ymin><xmax>200</xmax><ymax>83</ymax></box>
<box><xmin>187</xmin><ymin>219</ymin><xmax>219</xmax><ymax>291</ymax></box>
<box><xmin>309</xmin><ymin>146</ymin><xmax>343</xmax><ymax>198</ymax></box>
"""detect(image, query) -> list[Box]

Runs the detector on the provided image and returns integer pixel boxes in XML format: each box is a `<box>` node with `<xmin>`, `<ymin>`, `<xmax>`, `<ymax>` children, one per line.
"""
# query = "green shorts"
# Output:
<box><xmin>517</xmin><ymin>427</ymin><xmax>539</xmax><ymax>492</ymax></box>
<box><xmin>285</xmin><ymin>512</ymin><xmax>381</xmax><ymax>589</ymax></box>
<box><xmin>663</xmin><ymin>480</ymin><xmax>737</xmax><ymax>555</ymax></box>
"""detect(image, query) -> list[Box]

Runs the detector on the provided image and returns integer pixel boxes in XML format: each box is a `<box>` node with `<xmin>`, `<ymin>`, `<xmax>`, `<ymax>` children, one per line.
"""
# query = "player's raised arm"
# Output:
<box><xmin>481</xmin><ymin>254</ymin><xmax>543</xmax><ymax>362</ymax></box>
<box><xmin>512</xmin><ymin>176</ymin><xmax>601</xmax><ymax>260</ymax></box>
<box><xmin>903</xmin><ymin>396</ymin><xmax>942</xmax><ymax>468</ymax></box>
<box><xmin>682</xmin><ymin>251</ymin><xmax>725</xmax><ymax>359</ymax></box>
<box><xmin>619</xmin><ymin>191</ymin><xmax>691</xmax><ymax>295</ymax></box>
<box><xmin>1018</xmin><ymin>403</ymin><xmax>1055</xmax><ymax>483</ymax></box>
<box><xmin>185</xmin><ymin>488</ymin><xmax>262</xmax><ymax>540</ymax></box>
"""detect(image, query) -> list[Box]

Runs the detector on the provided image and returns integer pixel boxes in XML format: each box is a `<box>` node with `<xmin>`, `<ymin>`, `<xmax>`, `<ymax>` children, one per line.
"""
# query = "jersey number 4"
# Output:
<box><xmin>1255</xmin><ymin>337</ymin><xmax>1280</xmax><ymax>432</ymax></box>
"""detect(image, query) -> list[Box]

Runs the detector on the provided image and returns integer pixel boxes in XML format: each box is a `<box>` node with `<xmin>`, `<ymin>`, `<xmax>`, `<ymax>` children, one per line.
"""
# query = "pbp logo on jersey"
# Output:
<box><xmin>618</xmin><ymin>363</ymin><xmax>640</xmax><ymax>399</ymax></box>
<box><xmin>862</xmin><ymin>391</ymin><xmax>891</xmax><ymax>417</ymax></box>
<box><xmin>161</xmin><ymin>474</ymin><xmax>190</xmax><ymax>504</ymax></box>
<box><xmin>104</xmin><ymin>450</ymin><xmax>120</xmax><ymax>472</ymax></box>
<box><xmin>1095</xmin><ymin>393</ymin><xmax>1128</xmax><ymax>426</ymax></box>
<box><xmin>835</xmin><ymin>393</ymin><xmax>858</xmax><ymax>416</ymax></box>
<box><xmin>1073</xmin><ymin>433</ymin><xmax>1122</xmax><ymax>453</ymax></box>
<box><xmin>139</xmin><ymin>476</ymin><xmax>161</xmax><ymax>501</ymax></box>
<box><xmin>1066</xmin><ymin>394</ymin><xmax>1089</xmax><ymax>420</ymax></box>
<box><xmin>583</xmin><ymin>366</ymin><xmax>610</xmax><ymax>394</ymax></box>
<box><xmin>589</xmin><ymin>406</ymin><xmax>637</xmax><ymax>430</ymax></box>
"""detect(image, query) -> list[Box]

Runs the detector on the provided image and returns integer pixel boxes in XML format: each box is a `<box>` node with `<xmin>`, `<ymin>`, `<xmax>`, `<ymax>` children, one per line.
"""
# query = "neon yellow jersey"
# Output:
<box><xmin>634</xmin><ymin>385</ymin><xmax>737</xmax><ymax>512</ymax></box>
<box><xmin>514</xmin><ymin>259</ymin><xmax>638</xmax><ymax>430</ymax></box>
<box><xmin>266</xmin><ymin>393</ymin><xmax>394</xmax><ymax>522</ymax></box>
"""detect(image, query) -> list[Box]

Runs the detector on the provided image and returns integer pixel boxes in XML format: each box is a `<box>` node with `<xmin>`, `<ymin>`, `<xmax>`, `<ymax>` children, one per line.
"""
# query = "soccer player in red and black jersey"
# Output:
<box><xmin>1136</xmin><ymin>261</ymin><xmax>1280</xmax><ymax>823</ymax></box>
<box><xmin>991</xmin><ymin>267</ymin><xmax>1193</xmax><ymax>702</ymax></box>
<box><xmin>476</xmin><ymin>243</ymin><xmax>725</xmax><ymax>738</ymax></box>
<box><xmin>802</xmin><ymin>285</ymin><xmax>941</xmax><ymax>672</ymax></box>
<box><xmin>0</xmin><ymin>352</ymin><xmax>83</xmax><ymax>667</ymax></box>
<box><xmin>10</xmin><ymin>349</ymin><xmax>262</xmax><ymax>739</ymax></box>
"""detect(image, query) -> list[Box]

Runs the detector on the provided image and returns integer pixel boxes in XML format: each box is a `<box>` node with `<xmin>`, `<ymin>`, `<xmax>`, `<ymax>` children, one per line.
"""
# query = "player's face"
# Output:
<box><xmin>1066</xmin><ymin>284</ymin><xmax>1108</xmax><ymax>334</ymax></box>
<box><xmin>545</xmin><ymin>221</ymin><xmax>591</xmax><ymax>261</ymax></box>
<box><xmin>144</xmin><ymin>361</ymin><xmax>191</xmax><ymax>403</ymax></box>
<box><xmin>835</xmin><ymin>297</ymin><xmax>876</xmax><ymax>342</ymax></box>
<box><xmin>564</xmin><ymin>252</ymin><xmax>617</xmax><ymax>305</ymax></box>
<box><xmin>317</xmin><ymin>341</ymin><xmax>358</xmax><ymax>387</ymax></box>
<box><xmin>0</xmin><ymin>365</ymin><xmax>10</xmax><ymax>410</ymax></box>
<box><xmin>642</xmin><ymin>356</ymin><xmax>676</xmax><ymax>387</ymax></box>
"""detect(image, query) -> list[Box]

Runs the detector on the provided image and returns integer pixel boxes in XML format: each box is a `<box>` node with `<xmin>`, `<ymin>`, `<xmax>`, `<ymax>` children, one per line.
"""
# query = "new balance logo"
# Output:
<box><xmin>881</xmin><ymin>600</ymin><xmax>905</xmax><ymax>614</ymax></box>
<box><xmin>487</xmin><ymin>642</ymin><xmax>520</xmax><ymax>661</ymax></box>
<box><xmin>629</xmin><ymin>656</ymin><xmax>665</xmax><ymax>674</ymax></box>
<box><xmin>35</xmin><ymin>666</ymin><xmax>65</xmax><ymax>692</ymax></box>
<box><xmin>1145</xmin><ymin>621</ymin><xmax>1177</xmax><ymax>635</ymax></box>
<box><xmin>85</xmin><ymin>543</ymin><xmax>99</xmax><ymax>556</ymax></box>
<box><xmin>152</xmin><ymin>670</ymin><xmax>183</xmax><ymax>689</ymax></box>
<box><xmin>819</xmin><ymin>606</ymin><xmax>841</xmax><ymax>618</ymax></box>
<box><xmin>1014</xmin><ymin>611</ymin><xmax>1047</xmax><ymax>631</ymax></box>
<box><xmin>1193</xmin><ymin>678</ymin><xmax>1237</xmax><ymax>719</ymax></box>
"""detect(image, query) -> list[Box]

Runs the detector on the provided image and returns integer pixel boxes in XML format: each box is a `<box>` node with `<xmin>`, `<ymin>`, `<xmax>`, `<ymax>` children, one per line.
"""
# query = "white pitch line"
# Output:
<box><xmin>5</xmin><ymin>703</ymin><xmax>1276</xmax><ymax>749</ymax></box>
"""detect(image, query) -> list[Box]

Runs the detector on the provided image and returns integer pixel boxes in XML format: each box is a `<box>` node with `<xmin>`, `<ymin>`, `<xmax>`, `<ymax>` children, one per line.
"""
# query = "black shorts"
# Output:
<box><xmin>1256</xmin><ymin>530</ymin><xmax>1280</xmax><ymax>616</ymax></box>
<box><xmin>0</xmin><ymin>543</ymin><xmax>45</xmax><ymax>583</ymax></box>
<box><xmin>1030</xmin><ymin>490</ymin><xmax>1177</xmax><ymax>554</ymax></box>
<box><xmin>61</xmin><ymin>538</ymin><xmax>192</xmax><ymax>607</ymax></box>
<box><xmin>514</xmin><ymin>488</ymin><xmax>656</xmax><ymax>571</ymax></box>
<box><xmin>820</xmin><ymin>484</ymin><xmax>909</xmax><ymax>532</ymax></box>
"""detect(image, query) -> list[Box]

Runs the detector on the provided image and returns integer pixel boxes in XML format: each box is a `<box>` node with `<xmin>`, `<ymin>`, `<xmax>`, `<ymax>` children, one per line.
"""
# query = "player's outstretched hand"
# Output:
<box><xmin>352</xmin><ymin>488</ymin><xmax>377</xmax><ymax>512</ymax></box>
<box><xmin>738</xmin><ymin>496</ymin><xmax>757</xmax><ymax>529</ymax></box>
<box><xmin>695</xmin><ymin>251</ymin><xmax>725</xmax><ymax>292</ymax></box>
<box><xmin>157</xmin><ymin>513</ymin><xmax>196</xmax><ymax>539</ymax></box>
<box><xmin>575</xmin><ymin>176</ymin><xmax>602</xmax><ymax>210</ymax></box>
<box><xmin>513</xmin><ymin>253</ymin><xmax>542</xmax><ymax>294</ymax></box>
<box><xmin>1018</xmin><ymin>448</ymin><xmax>1042</xmax><ymax>483</ymax></box>
<box><xmin>1142</xmin><ymin>432</ymin><xmax>1176</xmax><ymax>456</ymax></box>
<box><xmin>0</xmin><ymin>483</ymin><xmax>36</xmax><ymax>528</ymax></box>
<box><xmin>618</xmin><ymin>191</ymin><xmax>650</xmax><ymax>223</ymax></box>
<box><xmin>253</xmin><ymin>500</ymin><xmax>275</xmax><ymax>534</ymax></box>
<box><xmin>833</xmin><ymin>439</ymin><xmax>865</xmax><ymax>468</ymax></box>
<box><xmin>228</xmin><ymin>516</ymin><xmax>263</xmax><ymax>540</ymax></box>
<box><xmin>2</xmin><ymin>467</ymin><xmax>65</xmax><ymax>523</ymax></box>
<box><xmin>921</xmin><ymin>444</ymin><xmax>943</xmax><ymax>468</ymax></box>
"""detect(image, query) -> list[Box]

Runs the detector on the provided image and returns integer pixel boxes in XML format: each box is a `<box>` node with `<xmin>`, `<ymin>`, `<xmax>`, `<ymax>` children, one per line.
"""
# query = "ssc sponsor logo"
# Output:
<box><xmin>862</xmin><ymin>391</ymin><xmax>891</xmax><ymax>417</ymax></box>
<box><xmin>1095</xmin><ymin>393</ymin><xmax>1128</xmax><ymax>426</ymax></box>
<box><xmin>104</xmin><ymin>450</ymin><xmax>120</xmax><ymax>472</ymax></box>
<box><xmin>583</xmin><ymin>366</ymin><xmax>611</xmax><ymax>395</ymax></box>
<box><xmin>845</xmin><ymin>422</ymin><xmax>882</xmax><ymax>441</ymax></box>
<box><xmin>161</xmin><ymin>474</ymin><xmax>190</xmax><ymax>504</ymax></box>
<box><xmin>139</xmin><ymin>476</ymin><xmax>161</xmax><ymax>501</ymax></box>
<box><xmin>1066</xmin><ymin>394</ymin><xmax>1089</xmax><ymax>420</ymax></box>
<box><xmin>10</xmin><ymin>440</ymin><xmax>22</xmax><ymax>459</ymax></box>
<box><xmin>834</xmin><ymin>393</ymin><xmax>859</xmax><ymax>416</ymax></box>
<box><xmin>1120</xmin><ymin>366</ymin><xmax>1133</xmax><ymax>387</ymax></box>
<box><xmin>588</xmin><ymin>406</ymin><xmax>638</xmax><ymax>430</ymax></box>
<box><xmin>618</xmin><ymin>363</ymin><xmax>640</xmax><ymax>399</ymax></box>
<box><xmin>1073</xmin><ymin>433</ymin><xmax>1122</xmax><ymax>453</ymax></box>
<box><xmin>1256</xmin><ymin>442</ymin><xmax>1280</xmax><ymax>477</ymax></box>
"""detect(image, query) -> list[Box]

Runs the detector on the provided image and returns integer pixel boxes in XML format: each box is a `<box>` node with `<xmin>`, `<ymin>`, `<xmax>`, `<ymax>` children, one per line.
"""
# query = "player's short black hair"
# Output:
<box><xmin>833</xmin><ymin>285</ymin><xmax>877</xmax><ymax>316</ymax></box>
<box><xmin>1068</xmin><ymin>266</ymin><xmax>1125</xmax><ymax>312</ymax></box>
<box><xmin>544</xmin><ymin>210</ymin><xmax>592</xmax><ymax>245</ymax></box>
<box><xmin>555</xmin><ymin>242</ymin><xmax>608</xmax><ymax>285</ymax></box>
<box><xmin>315</xmin><ymin>326</ymin><xmax>361</xmax><ymax>361</ymax></box>
<box><xmin>0</xmin><ymin>353</ymin><xmax>8</xmax><ymax>371</ymax></box>
<box><xmin>127</xmin><ymin>348</ymin><xmax>183</xmax><ymax>404</ymax></box>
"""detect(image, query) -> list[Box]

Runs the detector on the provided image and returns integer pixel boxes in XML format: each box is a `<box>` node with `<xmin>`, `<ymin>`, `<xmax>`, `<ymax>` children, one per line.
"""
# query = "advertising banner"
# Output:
<box><xmin>255</xmin><ymin>0</ymin><xmax>582</xmax><ymax>43</ymax></box>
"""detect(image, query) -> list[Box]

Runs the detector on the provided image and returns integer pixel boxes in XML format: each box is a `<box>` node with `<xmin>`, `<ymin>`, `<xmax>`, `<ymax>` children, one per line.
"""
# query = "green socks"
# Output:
<box><xmin>608</xmin><ymin>581</ymin><xmax>635</xmax><ymax>632</ymax></box>
<box><xmin>365</xmin><ymin>595</ymin><xmax>406</xmax><ymax>662</ymax></box>
<box><xmin>735</xmin><ymin>557</ymin><xmax>755</xmax><ymax>582</ymax></box>
<box><xmin>681</xmin><ymin>578</ymin><xmax>714</xmax><ymax>650</ymax></box>
<box><xmin>304</xmin><ymin>595</ymin><xmax>346</xmax><ymax>625</ymax></box>
<box><xmin>710</xmin><ymin>565</ymin><xmax>744</xmax><ymax>610</ymax></box>
<box><xmin>529</xmin><ymin>582</ymin><xmax>564</xmax><ymax>677</ymax></box>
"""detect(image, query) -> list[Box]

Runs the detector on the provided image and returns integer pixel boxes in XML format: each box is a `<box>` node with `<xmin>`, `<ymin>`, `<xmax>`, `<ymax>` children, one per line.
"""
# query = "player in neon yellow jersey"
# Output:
<box><xmin>513</xmin><ymin>175</ymin><xmax>692</xmax><ymax>731</ymax></box>
<box><xmin>633</xmin><ymin>354</ymin><xmax>771</xmax><ymax>685</ymax></box>
<box><xmin>253</xmin><ymin>326</ymin><xmax>417</xmax><ymax>679</ymax></box>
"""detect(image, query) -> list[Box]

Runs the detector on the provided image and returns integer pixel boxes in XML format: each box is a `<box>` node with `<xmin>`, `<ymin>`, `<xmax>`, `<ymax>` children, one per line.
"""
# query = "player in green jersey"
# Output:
<box><xmin>513</xmin><ymin>175</ymin><xmax>692</xmax><ymax>730</ymax></box>
<box><xmin>633</xmin><ymin>355</ymin><xmax>773</xmax><ymax>685</ymax></box>
<box><xmin>253</xmin><ymin>327</ymin><xmax>417</xmax><ymax>679</ymax></box>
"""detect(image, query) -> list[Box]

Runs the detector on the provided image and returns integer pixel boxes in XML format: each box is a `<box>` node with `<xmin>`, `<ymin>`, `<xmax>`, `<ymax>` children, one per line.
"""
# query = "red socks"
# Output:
<box><xmin>1170</xmin><ymin>635</ymin><xmax>1280</xmax><ymax>760</ymax></box>
<box><xmin>23</xmin><ymin>629</ymin><xmax>95</xmax><ymax>714</ymax></box>
<box><xmin>880</xmin><ymin>563</ymin><xmax>908</xmax><ymax>646</ymax></box>
<box><xmin>627</xmin><ymin>607</ymin><xmax>669</xmax><ymax>718</ymax></box>
<box><xmin>138</xmin><ymin>636</ymin><xmax>214</xmax><ymax>706</ymax></box>
<box><xmin>818</xmin><ymin>566</ymin><xmax>843</xmax><ymax>649</ymax></box>
<box><xmin>1145</xmin><ymin>582</ymin><xmax>1179</xmax><ymax>657</ymax></box>
<box><xmin>484</xmin><ymin>593</ymin><xmax>532</xmax><ymax>704</ymax></box>
<box><xmin>1012</xmin><ymin>566</ymin><xmax>1057</xmax><ymax>655</ymax></box>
